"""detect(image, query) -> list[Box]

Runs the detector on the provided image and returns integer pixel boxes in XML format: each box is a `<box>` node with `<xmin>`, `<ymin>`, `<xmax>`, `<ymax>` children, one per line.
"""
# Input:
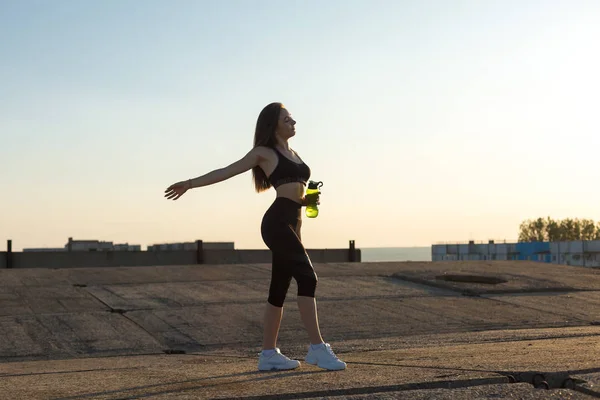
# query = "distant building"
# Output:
<box><xmin>431</xmin><ymin>239</ymin><xmax>600</xmax><ymax>267</ymax></box>
<box><xmin>23</xmin><ymin>237</ymin><xmax>141</xmax><ymax>252</ymax></box>
<box><xmin>147</xmin><ymin>241</ymin><xmax>234</xmax><ymax>251</ymax></box>
<box><xmin>66</xmin><ymin>237</ymin><xmax>141</xmax><ymax>251</ymax></box>
<box><xmin>22</xmin><ymin>238</ymin><xmax>231</xmax><ymax>252</ymax></box>
<box><xmin>113</xmin><ymin>243</ymin><xmax>142</xmax><ymax>251</ymax></box>
<box><xmin>22</xmin><ymin>247</ymin><xmax>65</xmax><ymax>252</ymax></box>
<box><xmin>67</xmin><ymin>238</ymin><xmax>113</xmax><ymax>251</ymax></box>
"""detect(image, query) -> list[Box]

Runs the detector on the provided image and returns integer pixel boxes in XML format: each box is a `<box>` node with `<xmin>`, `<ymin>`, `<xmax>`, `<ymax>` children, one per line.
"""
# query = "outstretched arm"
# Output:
<box><xmin>189</xmin><ymin>149</ymin><xmax>260</xmax><ymax>188</ymax></box>
<box><xmin>165</xmin><ymin>148</ymin><xmax>263</xmax><ymax>200</ymax></box>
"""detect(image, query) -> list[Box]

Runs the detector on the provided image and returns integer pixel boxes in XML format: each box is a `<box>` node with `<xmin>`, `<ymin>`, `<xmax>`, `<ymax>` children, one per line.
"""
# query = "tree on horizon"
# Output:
<box><xmin>518</xmin><ymin>217</ymin><xmax>600</xmax><ymax>242</ymax></box>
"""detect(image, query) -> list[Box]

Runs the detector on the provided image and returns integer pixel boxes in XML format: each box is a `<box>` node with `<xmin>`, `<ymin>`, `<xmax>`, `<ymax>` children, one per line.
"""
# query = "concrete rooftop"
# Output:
<box><xmin>1</xmin><ymin>260</ymin><xmax>599</xmax><ymax>399</ymax></box>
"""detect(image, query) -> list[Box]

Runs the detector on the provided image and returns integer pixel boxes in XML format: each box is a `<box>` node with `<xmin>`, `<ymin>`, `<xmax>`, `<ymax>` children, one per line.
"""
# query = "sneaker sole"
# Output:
<box><xmin>258</xmin><ymin>363</ymin><xmax>301</xmax><ymax>372</ymax></box>
<box><xmin>315</xmin><ymin>364</ymin><xmax>347</xmax><ymax>370</ymax></box>
<box><xmin>305</xmin><ymin>357</ymin><xmax>346</xmax><ymax>370</ymax></box>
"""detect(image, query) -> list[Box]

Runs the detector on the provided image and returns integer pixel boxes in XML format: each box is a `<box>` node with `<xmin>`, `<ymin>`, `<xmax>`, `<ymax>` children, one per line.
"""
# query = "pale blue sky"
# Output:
<box><xmin>2</xmin><ymin>0</ymin><xmax>599</xmax><ymax>251</ymax></box>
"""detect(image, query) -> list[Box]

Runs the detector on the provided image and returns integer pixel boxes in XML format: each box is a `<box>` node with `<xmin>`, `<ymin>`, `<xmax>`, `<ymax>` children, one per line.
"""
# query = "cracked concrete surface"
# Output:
<box><xmin>0</xmin><ymin>260</ymin><xmax>599</xmax><ymax>399</ymax></box>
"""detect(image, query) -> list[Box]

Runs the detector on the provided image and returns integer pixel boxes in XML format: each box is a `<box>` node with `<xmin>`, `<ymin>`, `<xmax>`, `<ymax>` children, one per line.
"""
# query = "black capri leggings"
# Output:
<box><xmin>261</xmin><ymin>197</ymin><xmax>318</xmax><ymax>307</ymax></box>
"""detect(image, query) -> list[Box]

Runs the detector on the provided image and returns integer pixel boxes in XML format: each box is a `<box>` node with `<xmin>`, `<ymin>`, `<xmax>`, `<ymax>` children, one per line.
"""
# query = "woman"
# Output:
<box><xmin>164</xmin><ymin>102</ymin><xmax>346</xmax><ymax>371</ymax></box>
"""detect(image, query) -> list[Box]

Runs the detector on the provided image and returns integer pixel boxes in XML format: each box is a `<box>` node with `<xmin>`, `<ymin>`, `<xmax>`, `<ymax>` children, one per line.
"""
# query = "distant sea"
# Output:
<box><xmin>360</xmin><ymin>247</ymin><xmax>431</xmax><ymax>262</ymax></box>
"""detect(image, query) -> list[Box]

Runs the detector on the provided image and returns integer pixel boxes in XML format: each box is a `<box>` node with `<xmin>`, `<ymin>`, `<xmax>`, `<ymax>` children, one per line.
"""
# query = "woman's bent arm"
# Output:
<box><xmin>189</xmin><ymin>148</ymin><xmax>261</xmax><ymax>188</ymax></box>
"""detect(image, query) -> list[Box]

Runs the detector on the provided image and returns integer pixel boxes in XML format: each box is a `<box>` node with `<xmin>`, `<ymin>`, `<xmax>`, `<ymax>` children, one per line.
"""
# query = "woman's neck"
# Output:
<box><xmin>275</xmin><ymin>138</ymin><xmax>290</xmax><ymax>152</ymax></box>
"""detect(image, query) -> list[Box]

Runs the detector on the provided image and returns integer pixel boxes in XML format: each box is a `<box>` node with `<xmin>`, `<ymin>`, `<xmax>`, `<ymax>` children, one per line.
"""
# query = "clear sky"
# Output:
<box><xmin>2</xmin><ymin>0</ymin><xmax>599</xmax><ymax>251</ymax></box>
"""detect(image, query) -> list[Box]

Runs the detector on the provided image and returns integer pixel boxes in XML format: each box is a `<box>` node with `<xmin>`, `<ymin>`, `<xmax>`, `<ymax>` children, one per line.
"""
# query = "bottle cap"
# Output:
<box><xmin>308</xmin><ymin>180</ymin><xmax>323</xmax><ymax>189</ymax></box>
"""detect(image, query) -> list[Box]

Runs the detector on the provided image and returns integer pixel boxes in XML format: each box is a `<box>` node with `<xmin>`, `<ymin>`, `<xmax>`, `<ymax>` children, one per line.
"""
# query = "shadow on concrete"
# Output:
<box><xmin>0</xmin><ymin>366</ymin><xmax>139</xmax><ymax>378</ymax></box>
<box><xmin>53</xmin><ymin>369</ymin><xmax>330</xmax><ymax>400</ymax></box>
<box><xmin>435</xmin><ymin>274</ymin><xmax>508</xmax><ymax>285</ymax></box>
<box><xmin>214</xmin><ymin>377</ymin><xmax>511</xmax><ymax>400</ymax></box>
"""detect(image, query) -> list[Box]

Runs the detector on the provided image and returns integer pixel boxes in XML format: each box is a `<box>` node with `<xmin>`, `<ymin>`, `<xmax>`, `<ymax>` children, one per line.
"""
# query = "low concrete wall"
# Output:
<box><xmin>9</xmin><ymin>250</ymin><xmax>197</xmax><ymax>269</ymax></box>
<box><xmin>203</xmin><ymin>249</ymin><xmax>360</xmax><ymax>264</ymax></box>
<box><xmin>2</xmin><ymin>248</ymin><xmax>361</xmax><ymax>269</ymax></box>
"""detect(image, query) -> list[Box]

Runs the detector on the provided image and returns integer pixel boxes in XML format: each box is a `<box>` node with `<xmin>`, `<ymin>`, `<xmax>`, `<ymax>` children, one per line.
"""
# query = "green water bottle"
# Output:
<box><xmin>305</xmin><ymin>180</ymin><xmax>323</xmax><ymax>218</ymax></box>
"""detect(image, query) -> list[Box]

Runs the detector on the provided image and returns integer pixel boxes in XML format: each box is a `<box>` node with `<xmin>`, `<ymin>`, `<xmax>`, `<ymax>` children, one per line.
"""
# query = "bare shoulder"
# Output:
<box><xmin>251</xmin><ymin>145</ymin><xmax>277</xmax><ymax>161</ymax></box>
<box><xmin>250</xmin><ymin>146</ymin><xmax>277</xmax><ymax>176</ymax></box>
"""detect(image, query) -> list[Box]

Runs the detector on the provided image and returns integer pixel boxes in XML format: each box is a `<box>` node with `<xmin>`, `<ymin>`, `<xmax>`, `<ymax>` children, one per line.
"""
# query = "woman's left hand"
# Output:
<box><xmin>165</xmin><ymin>180</ymin><xmax>192</xmax><ymax>200</ymax></box>
<box><xmin>301</xmin><ymin>193</ymin><xmax>320</xmax><ymax>207</ymax></box>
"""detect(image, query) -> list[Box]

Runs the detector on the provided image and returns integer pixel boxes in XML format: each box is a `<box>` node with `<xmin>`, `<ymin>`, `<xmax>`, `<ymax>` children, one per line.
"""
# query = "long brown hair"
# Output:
<box><xmin>252</xmin><ymin>102</ymin><xmax>283</xmax><ymax>192</ymax></box>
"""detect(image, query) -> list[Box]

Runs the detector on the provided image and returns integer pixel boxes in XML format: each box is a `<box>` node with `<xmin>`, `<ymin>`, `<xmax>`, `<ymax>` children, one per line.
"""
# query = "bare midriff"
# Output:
<box><xmin>275</xmin><ymin>182</ymin><xmax>305</xmax><ymax>205</ymax></box>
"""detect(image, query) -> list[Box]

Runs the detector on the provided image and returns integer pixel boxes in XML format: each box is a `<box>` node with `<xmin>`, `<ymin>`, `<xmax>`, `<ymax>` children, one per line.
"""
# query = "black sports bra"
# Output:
<box><xmin>268</xmin><ymin>147</ymin><xmax>311</xmax><ymax>188</ymax></box>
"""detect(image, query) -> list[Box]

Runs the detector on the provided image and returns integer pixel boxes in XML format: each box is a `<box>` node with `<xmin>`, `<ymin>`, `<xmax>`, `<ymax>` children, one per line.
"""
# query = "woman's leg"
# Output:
<box><xmin>262</xmin><ymin>253</ymin><xmax>293</xmax><ymax>349</ymax></box>
<box><xmin>291</xmin><ymin>219</ymin><xmax>324</xmax><ymax>344</ymax></box>
<box><xmin>258</xmin><ymin>300</ymin><xmax>300</xmax><ymax>371</ymax></box>
<box><xmin>262</xmin><ymin>302</ymin><xmax>283</xmax><ymax>349</ymax></box>
<box><xmin>263</xmin><ymin>223</ymin><xmax>323</xmax><ymax>347</ymax></box>
<box><xmin>297</xmin><ymin>296</ymin><xmax>324</xmax><ymax>344</ymax></box>
<box><xmin>290</xmin><ymin>218</ymin><xmax>345</xmax><ymax>370</ymax></box>
<box><xmin>257</xmin><ymin>250</ymin><xmax>299</xmax><ymax>371</ymax></box>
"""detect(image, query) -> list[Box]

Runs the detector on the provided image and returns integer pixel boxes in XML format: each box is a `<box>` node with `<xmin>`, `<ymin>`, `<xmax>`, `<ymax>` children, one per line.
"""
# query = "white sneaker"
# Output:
<box><xmin>258</xmin><ymin>348</ymin><xmax>301</xmax><ymax>371</ymax></box>
<box><xmin>305</xmin><ymin>343</ymin><xmax>347</xmax><ymax>370</ymax></box>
